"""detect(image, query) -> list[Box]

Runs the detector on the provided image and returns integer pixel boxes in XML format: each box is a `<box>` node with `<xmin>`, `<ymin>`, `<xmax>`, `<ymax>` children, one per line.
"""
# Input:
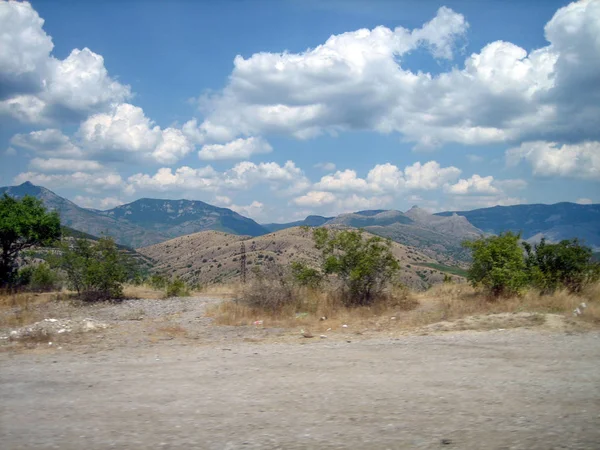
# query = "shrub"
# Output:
<box><xmin>290</xmin><ymin>261</ymin><xmax>323</xmax><ymax>288</ymax></box>
<box><xmin>56</xmin><ymin>237</ymin><xmax>133</xmax><ymax>302</ymax></box>
<box><xmin>238</xmin><ymin>263</ymin><xmax>297</xmax><ymax>310</ymax></box>
<box><xmin>313</xmin><ymin>228</ymin><xmax>400</xmax><ymax>306</ymax></box>
<box><xmin>149</xmin><ymin>273</ymin><xmax>168</xmax><ymax>289</ymax></box>
<box><xmin>165</xmin><ymin>278</ymin><xmax>190</xmax><ymax>297</ymax></box>
<box><xmin>523</xmin><ymin>238</ymin><xmax>600</xmax><ymax>293</ymax></box>
<box><xmin>463</xmin><ymin>232</ymin><xmax>528</xmax><ymax>297</ymax></box>
<box><xmin>28</xmin><ymin>263</ymin><xmax>62</xmax><ymax>292</ymax></box>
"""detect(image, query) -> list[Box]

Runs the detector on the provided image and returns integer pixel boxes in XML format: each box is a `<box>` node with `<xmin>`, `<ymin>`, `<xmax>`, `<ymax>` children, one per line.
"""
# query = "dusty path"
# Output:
<box><xmin>1</xmin><ymin>329</ymin><xmax>599</xmax><ymax>449</ymax></box>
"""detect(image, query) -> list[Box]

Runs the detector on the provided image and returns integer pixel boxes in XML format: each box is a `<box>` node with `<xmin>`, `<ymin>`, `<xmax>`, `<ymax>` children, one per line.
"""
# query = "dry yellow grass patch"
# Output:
<box><xmin>122</xmin><ymin>284</ymin><xmax>166</xmax><ymax>300</ymax></box>
<box><xmin>207</xmin><ymin>281</ymin><xmax>600</xmax><ymax>335</ymax></box>
<box><xmin>0</xmin><ymin>291</ymin><xmax>70</xmax><ymax>328</ymax></box>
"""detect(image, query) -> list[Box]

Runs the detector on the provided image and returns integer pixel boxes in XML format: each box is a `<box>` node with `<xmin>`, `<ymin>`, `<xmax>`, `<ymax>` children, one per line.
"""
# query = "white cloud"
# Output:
<box><xmin>187</xmin><ymin>0</ymin><xmax>599</xmax><ymax>149</ymax></box>
<box><xmin>576</xmin><ymin>198</ymin><xmax>593</xmax><ymax>205</ymax></box>
<box><xmin>198</xmin><ymin>136</ymin><xmax>272</xmax><ymax>160</ymax></box>
<box><xmin>444</xmin><ymin>174</ymin><xmax>499</xmax><ymax>195</ymax></box>
<box><xmin>78</xmin><ymin>103</ymin><xmax>193</xmax><ymax>164</ymax></box>
<box><xmin>315</xmin><ymin>169</ymin><xmax>370</xmax><ymax>193</ymax></box>
<box><xmin>314</xmin><ymin>162</ymin><xmax>336</xmax><ymax>171</ymax></box>
<box><xmin>0</xmin><ymin>1</ymin><xmax>130</xmax><ymax>124</ymax></box>
<box><xmin>293</xmin><ymin>191</ymin><xmax>336</xmax><ymax>207</ymax></box>
<box><xmin>229</xmin><ymin>201</ymin><xmax>264</xmax><ymax>220</ymax></box>
<box><xmin>10</xmin><ymin>129</ymin><xmax>83</xmax><ymax>157</ymax></box>
<box><xmin>126</xmin><ymin>160</ymin><xmax>310</xmax><ymax>196</ymax></box>
<box><xmin>73</xmin><ymin>195</ymin><xmax>124</xmax><ymax>210</ymax></box>
<box><xmin>14</xmin><ymin>171</ymin><xmax>124</xmax><ymax>193</ymax></box>
<box><xmin>404</xmin><ymin>161</ymin><xmax>461</xmax><ymax>190</ymax></box>
<box><xmin>506</xmin><ymin>141</ymin><xmax>600</xmax><ymax>180</ymax></box>
<box><xmin>29</xmin><ymin>157</ymin><xmax>103</xmax><ymax>172</ymax></box>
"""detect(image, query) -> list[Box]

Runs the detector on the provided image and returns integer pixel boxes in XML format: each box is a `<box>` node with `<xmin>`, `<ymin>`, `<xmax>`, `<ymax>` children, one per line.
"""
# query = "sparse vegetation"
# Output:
<box><xmin>55</xmin><ymin>237</ymin><xmax>133</xmax><ymax>302</ymax></box>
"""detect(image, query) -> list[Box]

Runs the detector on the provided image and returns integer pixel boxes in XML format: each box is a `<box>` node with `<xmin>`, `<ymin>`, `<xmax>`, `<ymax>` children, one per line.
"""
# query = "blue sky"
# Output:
<box><xmin>1</xmin><ymin>0</ymin><xmax>599</xmax><ymax>222</ymax></box>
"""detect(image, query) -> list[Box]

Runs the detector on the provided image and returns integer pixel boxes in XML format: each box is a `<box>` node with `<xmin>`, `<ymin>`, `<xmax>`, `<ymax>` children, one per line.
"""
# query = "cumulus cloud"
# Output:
<box><xmin>506</xmin><ymin>141</ymin><xmax>600</xmax><ymax>180</ymax></box>
<box><xmin>10</xmin><ymin>129</ymin><xmax>83</xmax><ymax>157</ymax></box>
<box><xmin>185</xmin><ymin>0</ymin><xmax>599</xmax><ymax>149</ymax></box>
<box><xmin>576</xmin><ymin>198</ymin><xmax>594</xmax><ymax>205</ymax></box>
<box><xmin>14</xmin><ymin>171</ymin><xmax>124</xmax><ymax>193</ymax></box>
<box><xmin>293</xmin><ymin>190</ymin><xmax>336</xmax><ymax>207</ymax></box>
<box><xmin>29</xmin><ymin>157</ymin><xmax>103</xmax><ymax>172</ymax></box>
<box><xmin>0</xmin><ymin>1</ymin><xmax>130</xmax><ymax>124</ymax></box>
<box><xmin>125</xmin><ymin>160</ymin><xmax>310</xmax><ymax>195</ymax></box>
<box><xmin>73</xmin><ymin>195</ymin><xmax>124</xmax><ymax>210</ymax></box>
<box><xmin>444</xmin><ymin>174</ymin><xmax>500</xmax><ymax>195</ymax></box>
<box><xmin>314</xmin><ymin>160</ymin><xmax>460</xmax><ymax>194</ymax></box>
<box><xmin>78</xmin><ymin>103</ymin><xmax>193</xmax><ymax>164</ymax></box>
<box><xmin>198</xmin><ymin>136</ymin><xmax>272</xmax><ymax>160</ymax></box>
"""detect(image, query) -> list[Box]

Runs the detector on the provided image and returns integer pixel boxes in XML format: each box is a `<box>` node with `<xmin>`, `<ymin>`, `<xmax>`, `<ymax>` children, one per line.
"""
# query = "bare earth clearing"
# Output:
<box><xmin>1</xmin><ymin>296</ymin><xmax>599</xmax><ymax>449</ymax></box>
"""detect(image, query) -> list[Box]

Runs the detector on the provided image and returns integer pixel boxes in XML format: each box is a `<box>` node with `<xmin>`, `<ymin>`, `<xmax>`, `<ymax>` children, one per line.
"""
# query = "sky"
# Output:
<box><xmin>1</xmin><ymin>0</ymin><xmax>599</xmax><ymax>223</ymax></box>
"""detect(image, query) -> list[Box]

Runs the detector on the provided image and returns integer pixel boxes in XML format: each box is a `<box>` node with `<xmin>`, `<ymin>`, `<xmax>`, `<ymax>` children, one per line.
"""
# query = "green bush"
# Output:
<box><xmin>56</xmin><ymin>237</ymin><xmax>133</xmax><ymax>302</ymax></box>
<box><xmin>149</xmin><ymin>273</ymin><xmax>168</xmax><ymax>289</ymax></box>
<box><xmin>29</xmin><ymin>263</ymin><xmax>61</xmax><ymax>292</ymax></box>
<box><xmin>523</xmin><ymin>238</ymin><xmax>599</xmax><ymax>293</ymax></box>
<box><xmin>165</xmin><ymin>278</ymin><xmax>190</xmax><ymax>297</ymax></box>
<box><xmin>463</xmin><ymin>232</ymin><xmax>528</xmax><ymax>297</ymax></box>
<box><xmin>313</xmin><ymin>228</ymin><xmax>400</xmax><ymax>306</ymax></box>
<box><xmin>290</xmin><ymin>261</ymin><xmax>323</xmax><ymax>288</ymax></box>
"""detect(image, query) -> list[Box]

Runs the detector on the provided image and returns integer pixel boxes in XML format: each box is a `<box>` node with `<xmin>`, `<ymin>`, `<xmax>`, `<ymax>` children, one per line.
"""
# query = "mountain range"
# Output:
<box><xmin>2</xmin><ymin>182</ymin><xmax>599</xmax><ymax>257</ymax></box>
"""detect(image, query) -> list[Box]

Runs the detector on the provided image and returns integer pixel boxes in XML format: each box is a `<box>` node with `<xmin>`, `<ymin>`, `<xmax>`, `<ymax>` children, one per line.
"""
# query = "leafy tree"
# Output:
<box><xmin>313</xmin><ymin>228</ymin><xmax>400</xmax><ymax>306</ymax></box>
<box><xmin>56</xmin><ymin>237</ymin><xmax>133</xmax><ymax>301</ymax></box>
<box><xmin>0</xmin><ymin>194</ymin><xmax>61</xmax><ymax>286</ymax></box>
<box><xmin>523</xmin><ymin>238</ymin><xmax>599</xmax><ymax>293</ymax></box>
<box><xmin>290</xmin><ymin>261</ymin><xmax>323</xmax><ymax>288</ymax></box>
<box><xmin>463</xmin><ymin>232</ymin><xmax>528</xmax><ymax>297</ymax></box>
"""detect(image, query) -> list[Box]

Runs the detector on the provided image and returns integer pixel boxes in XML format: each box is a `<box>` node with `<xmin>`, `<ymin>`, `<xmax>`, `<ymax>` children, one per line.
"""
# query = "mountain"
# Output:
<box><xmin>263</xmin><ymin>215</ymin><xmax>332</xmax><ymax>232</ymax></box>
<box><xmin>101</xmin><ymin>198</ymin><xmax>268</xmax><ymax>239</ymax></box>
<box><xmin>0</xmin><ymin>182</ymin><xmax>167</xmax><ymax>248</ymax></box>
<box><xmin>436</xmin><ymin>203</ymin><xmax>600</xmax><ymax>250</ymax></box>
<box><xmin>262</xmin><ymin>207</ymin><xmax>483</xmax><ymax>264</ymax></box>
<box><xmin>1</xmin><ymin>182</ymin><xmax>268</xmax><ymax>248</ymax></box>
<box><xmin>361</xmin><ymin>207</ymin><xmax>482</xmax><ymax>264</ymax></box>
<box><xmin>137</xmin><ymin>227</ymin><xmax>466</xmax><ymax>290</ymax></box>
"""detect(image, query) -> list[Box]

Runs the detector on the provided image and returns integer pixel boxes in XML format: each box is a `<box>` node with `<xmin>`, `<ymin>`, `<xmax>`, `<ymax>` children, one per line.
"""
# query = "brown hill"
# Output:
<box><xmin>137</xmin><ymin>227</ymin><xmax>465</xmax><ymax>290</ymax></box>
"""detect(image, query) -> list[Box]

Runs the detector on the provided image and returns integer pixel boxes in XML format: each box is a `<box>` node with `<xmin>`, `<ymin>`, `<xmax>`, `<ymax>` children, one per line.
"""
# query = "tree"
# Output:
<box><xmin>523</xmin><ymin>238</ymin><xmax>599</xmax><ymax>293</ymax></box>
<box><xmin>463</xmin><ymin>232</ymin><xmax>528</xmax><ymax>297</ymax></box>
<box><xmin>56</xmin><ymin>237</ymin><xmax>132</xmax><ymax>301</ymax></box>
<box><xmin>313</xmin><ymin>228</ymin><xmax>400</xmax><ymax>306</ymax></box>
<box><xmin>0</xmin><ymin>194</ymin><xmax>61</xmax><ymax>286</ymax></box>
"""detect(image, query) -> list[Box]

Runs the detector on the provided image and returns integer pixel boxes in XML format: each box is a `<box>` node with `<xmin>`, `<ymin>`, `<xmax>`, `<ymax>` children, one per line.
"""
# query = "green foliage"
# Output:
<box><xmin>0</xmin><ymin>194</ymin><xmax>61</xmax><ymax>286</ymax></box>
<box><xmin>418</xmin><ymin>262</ymin><xmax>468</xmax><ymax>278</ymax></box>
<box><xmin>149</xmin><ymin>273</ymin><xmax>168</xmax><ymax>289</ymax></box>
<box><xmin>28</xmin><ymin>263</ymin><xmax>62</xmax><ymax>292</ymax></box>
<box><xmin>165</xmin><ymin>277</ymin><xmax>190</xmax><ymax>297</ymax></box>
<box><xmin>523</xmin><ymin>238</ymin><xmax>599</xmax><ymax>293</ymax></box>
<box><xmin>290</xmin><ymin>261</ymin><xmax>323</xmax><ymax>288</ymax></box>
<box><xmin>463</xmin><ymin>232</ymin><xmax>528</xmax><ymax>297</ymax></box>
<box><xmin>313</xmin><ymin>228</ymin><xmax>400</xmax><ymax>306</ymax></box>
<box><xmin>56</xmin><ymin>237</ymin><xmax>132</xmax><ymax>301</ymax></box>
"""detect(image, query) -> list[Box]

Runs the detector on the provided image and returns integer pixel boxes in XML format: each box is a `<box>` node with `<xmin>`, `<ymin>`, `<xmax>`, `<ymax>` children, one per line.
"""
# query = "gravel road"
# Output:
<box><xmin>1</xmin><ymin>329</ymin><xmax>599</xmax><ymax>449</ymax></box>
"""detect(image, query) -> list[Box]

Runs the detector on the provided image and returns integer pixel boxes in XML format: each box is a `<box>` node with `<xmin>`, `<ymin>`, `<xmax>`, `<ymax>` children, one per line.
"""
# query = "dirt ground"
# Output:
<box><xmin>1</xmin><ymin>296</ymin><xmax>600</xmax><ymax>449</ymax></box>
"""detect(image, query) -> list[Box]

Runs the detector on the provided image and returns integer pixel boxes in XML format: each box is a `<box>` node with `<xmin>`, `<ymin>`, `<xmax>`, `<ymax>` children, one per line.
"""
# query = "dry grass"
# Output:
<box><xmin>205</xmin><ymin>283</ymin><xmax>418</xmax><ymax>333</ymax></box>
<box><xmin>0</xmin><ymin>291</ymin><xmax>71</xmax><ymax>329</ymax></box>
<box><xmin>153</xmin><ymin>323</ymin><xmax>189</xmax><ymax>339</ymax></box>
<box><xmin>207</xmin><ymin>281</ymin><xmax>600</xmax><ymax>334</ymax></box>
<box><xmin>122</xmin><ymin>284</ymin><xmax>166</xmax><ymax>300</ymax></box>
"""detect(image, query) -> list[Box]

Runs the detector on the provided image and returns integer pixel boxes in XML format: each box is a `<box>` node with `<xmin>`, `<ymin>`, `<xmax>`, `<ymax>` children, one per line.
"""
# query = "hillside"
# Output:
<box><xmin>263</xmin><ymin>215</ymin><xmax>332</xmax><ymax>233</ymax></box>
<box><xmin>101</xmin><ymin>198</ymin><xmax>267</xmax><ymax>238</ymax></box>
<box><xmin>1</xmin><ymin>182</ymin><xmax>167</xmax><ymax>248</ymax></box>
<box><xmin>264</xmin><ymin>207</ymin><xmax>483</xmax><ymax>263</ymax></box>
<box><xmin>436</xmin><ymin>203</ymin><xmax>600</xmax><ymax>250</ymax></box>
<box><xmin>137</xmin><ymin>227</ymin><xmax>466</xmax><ymax>291</ymax></box>
<box><xmin>0</xmin><ymin>182</ymin><xmax>267</xmax><ymax>248</ymax></box>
